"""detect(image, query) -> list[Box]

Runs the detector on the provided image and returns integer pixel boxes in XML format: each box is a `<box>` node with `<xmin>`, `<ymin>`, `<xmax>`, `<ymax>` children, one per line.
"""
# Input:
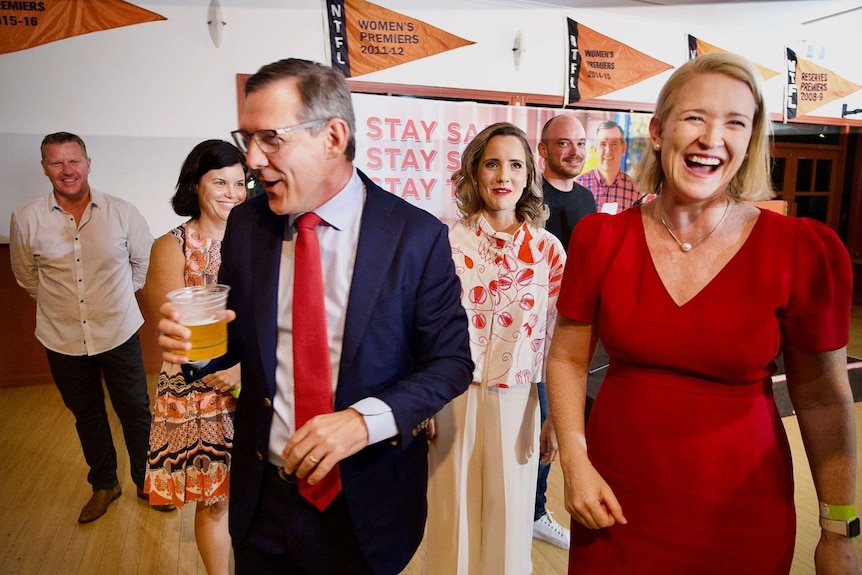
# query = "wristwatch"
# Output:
<box><xmin>819</xmin><ymin>502</ymin><xmax>861</xmax><ymax>538</ymax></box>
<box><xmin>819</xmin><ymin>516</ymin><xmax>861</xmax><ymax>537</ymax></box>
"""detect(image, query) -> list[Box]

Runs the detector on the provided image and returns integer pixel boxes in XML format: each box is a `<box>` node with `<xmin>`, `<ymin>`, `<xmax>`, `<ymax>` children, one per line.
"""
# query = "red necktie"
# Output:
<box><xmin>293</xmin><ymin>212</ymin><xmax>342</xmax><ymax>511</ymax></box>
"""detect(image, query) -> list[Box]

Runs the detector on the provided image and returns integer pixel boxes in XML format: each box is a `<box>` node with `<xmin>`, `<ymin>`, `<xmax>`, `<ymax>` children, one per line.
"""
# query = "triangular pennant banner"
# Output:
<box><xmin>326</xmin><ymin>0</ymin><xmax>474</xmax><ymax>78</ymax></box>
<box><xmin>566</xmin><ymin>19</ymin><xmax>672</xmax><ymax>104</ymax></box>
<box><xmin>0</xmin><ymin>0</ymin><xmax>165</xmax><ymax>55</ymax></box>
<box><xmin>687</xmin><ymin>35</ymin><xmax>779</xmax><ymax>82</ymax></box>
<box><xmin>785</xmin><ymin>47</ymin><xmax>862</xmax><ymax>119</ymax></box>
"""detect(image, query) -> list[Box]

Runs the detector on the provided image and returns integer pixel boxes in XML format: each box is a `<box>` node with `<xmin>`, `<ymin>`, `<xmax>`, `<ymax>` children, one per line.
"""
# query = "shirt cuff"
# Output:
<box><xmin>351</xmin><ymin>397</ymin><xmax>398</xmax><ymax>445</ymax></box>
<box><xmin>180</xmin><ymin>359</ymin><xmax>211</xmax><ymax>382</ymax></box>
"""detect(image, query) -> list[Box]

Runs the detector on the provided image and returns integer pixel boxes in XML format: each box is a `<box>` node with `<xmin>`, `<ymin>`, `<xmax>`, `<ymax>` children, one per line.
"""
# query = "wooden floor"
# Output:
<box><xmin>2</xmin><ymin>306</ymin><xmax>861</xmax><ymax>574</ymax></box>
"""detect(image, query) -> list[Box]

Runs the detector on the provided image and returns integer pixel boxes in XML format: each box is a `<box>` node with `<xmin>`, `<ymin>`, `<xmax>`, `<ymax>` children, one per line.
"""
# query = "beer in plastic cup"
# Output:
<box><xmin>166</xmin><ymin>284</ymin><xmax>230</xmax><ymax>361</ymax></box>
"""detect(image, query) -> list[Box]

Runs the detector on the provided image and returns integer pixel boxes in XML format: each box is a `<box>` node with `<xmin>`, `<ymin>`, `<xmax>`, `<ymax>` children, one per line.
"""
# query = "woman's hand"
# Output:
<box><xmin>202</xmin><ymin>364</ymin><xmax>241</xmax><ymax>395</ymax></box>
<box><xmin>563</xmin><ymin>460</ymin><xmax>627</xmax><ymax>530</ymax></box>
<box><xmin>539</xmin><ymin>418</ymin><xmax>558</xmax><ymax>464</ymax></box>
<box><xmin>785</xmin><ymin>347</ymin><xmax>858</xmax><ymax>574</ymax></box>
<box><xmin>814</xmin><ymin>531</ymin><xmax>861</xmax><ymax>575</ymax></box>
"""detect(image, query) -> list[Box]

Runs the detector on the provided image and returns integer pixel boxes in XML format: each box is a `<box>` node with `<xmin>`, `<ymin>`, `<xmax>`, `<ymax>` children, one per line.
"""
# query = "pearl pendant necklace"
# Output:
<box><xmin>657</xmin><ymin>199</ymin><xmax>731</xmax><ymax>253</ymax></box>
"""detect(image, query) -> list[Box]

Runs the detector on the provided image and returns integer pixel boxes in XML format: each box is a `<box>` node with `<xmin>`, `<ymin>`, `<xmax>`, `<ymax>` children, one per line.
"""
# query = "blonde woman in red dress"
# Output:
<box><xmin>548</xmin><ymin>54</ymin><xmax>858</xmax><ymax>574</ymax></box>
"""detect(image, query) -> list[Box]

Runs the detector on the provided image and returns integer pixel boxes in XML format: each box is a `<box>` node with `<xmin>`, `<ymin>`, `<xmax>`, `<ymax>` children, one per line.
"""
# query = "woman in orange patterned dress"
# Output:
<box><xmin>143</xmin><ymin>140</ymin><xmax>247</xmax><ymax>575</ymax></box>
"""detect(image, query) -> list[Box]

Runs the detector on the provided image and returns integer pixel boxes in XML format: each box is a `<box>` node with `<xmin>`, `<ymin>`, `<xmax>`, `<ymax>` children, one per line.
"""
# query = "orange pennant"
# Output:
<box><xmin>785</xmin><ymin>48</ymin><xmax>862</xmax><ymax>118</ymax></box>
<box><xmin>0</xmin><ymin>0</ymin><xmax>165</xmax><ymax>55</ymax></box>
<box><xmin>687</xmin><ymin>35</ymin><xmax>779</xmax><ymax>81</ymax></box>
<box><xmin>326</xmin><ymin>0</ymin><xmax>474</xmax><ymax>78</ymax></box>
<box><xmin>567</xmin><ymin>19</ymin><xmax>672</xmax><ymax>104</ymax></box>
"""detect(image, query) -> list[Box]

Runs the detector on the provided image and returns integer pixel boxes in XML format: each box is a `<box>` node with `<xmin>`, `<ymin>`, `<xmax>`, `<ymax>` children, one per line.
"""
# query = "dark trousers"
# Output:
<box><xmin>234</xmin><ymin>465</ymin><xmax>373</xmax><ymax>575</ymax></box>
<box><xmin>45</xmin><ymin>333</ymin><xmax>151</xmax><ymax>491</ymax></box>
<box><xmin>535</xmin><ymin>380</ymin><xmax>550</xmax><ymax>521</ymax></box>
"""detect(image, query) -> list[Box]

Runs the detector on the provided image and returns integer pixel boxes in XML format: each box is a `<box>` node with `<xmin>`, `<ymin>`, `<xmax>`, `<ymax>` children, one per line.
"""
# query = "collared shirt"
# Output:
<box><xmin>576</xmin><ymin>169</ymin><xmax>639</xmax><ymax>214</ymax></box>
<box><xmin>269</xmin><ymin>169</ymin><xmax>396</xmax><ymax>466</ymax></box>
<box><xmin>9</xmin><ymin>189</ymin><xmax>152</xmax><ymax>356</ymax></box>
<box><xmin>449</xmin><ymin>215</ymin><xmax>566</xmax><ymax>388</ymax></box>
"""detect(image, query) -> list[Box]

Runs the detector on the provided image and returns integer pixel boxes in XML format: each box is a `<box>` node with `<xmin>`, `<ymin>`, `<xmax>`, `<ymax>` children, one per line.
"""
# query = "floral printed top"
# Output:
<box><xmin>449</xmin><ymin>215</ymin><xmax>566</xmax><ymax>388</ymax></box>
<box><xmin>169</xmin><ymin>224</ymin><xmax>221</xmax><ymax>286</ymax></box>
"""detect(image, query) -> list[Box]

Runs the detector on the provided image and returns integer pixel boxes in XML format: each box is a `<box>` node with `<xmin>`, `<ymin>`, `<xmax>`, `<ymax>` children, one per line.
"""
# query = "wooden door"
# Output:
<box><xmin>770</xmin><ymin>144</ymin><xmax>844</xmax><ymax>230</ymax></box>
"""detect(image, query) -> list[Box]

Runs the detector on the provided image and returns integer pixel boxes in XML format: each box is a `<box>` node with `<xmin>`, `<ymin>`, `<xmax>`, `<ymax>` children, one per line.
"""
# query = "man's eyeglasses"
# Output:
<box><xmin>231</xmin><ymin>118</ymin><xmax>330</xmax><ymax>154</ymax></box>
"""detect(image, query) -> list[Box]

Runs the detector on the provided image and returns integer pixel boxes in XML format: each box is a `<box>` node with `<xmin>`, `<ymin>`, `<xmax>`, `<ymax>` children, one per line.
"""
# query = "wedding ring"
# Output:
<box><xmin>307</xmin><ymin>455</ymin><xmax>320</xmax><ymax>464</ymax></box>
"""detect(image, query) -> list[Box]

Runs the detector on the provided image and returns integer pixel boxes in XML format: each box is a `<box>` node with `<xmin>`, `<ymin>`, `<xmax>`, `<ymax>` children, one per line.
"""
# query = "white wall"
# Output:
<box><xmin>1</xmin><ymin>3</ymin><xmax>328</xmax><ymax>240</ymax></box>
<box><xmin>1</xmin><ymin>0</ymin><xmax>860</xmax><ymax>241</ymax></box>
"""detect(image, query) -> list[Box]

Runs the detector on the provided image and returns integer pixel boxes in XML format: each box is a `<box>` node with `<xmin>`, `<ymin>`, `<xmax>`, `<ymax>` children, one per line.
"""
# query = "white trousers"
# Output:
<box><xmin>426</xmin><ymin>383</ymin><xmax>540</xmax><ymax>575</ymax></box>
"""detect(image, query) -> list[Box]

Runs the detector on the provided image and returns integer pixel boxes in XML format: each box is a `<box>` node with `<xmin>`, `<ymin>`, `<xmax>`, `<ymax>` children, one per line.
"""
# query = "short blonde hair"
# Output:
<box><xmin>635</xmin><ymin>53</ymin><xmax>773</xmax><ymax>201</ymax></box>
<box><xmin>452</xmin><ymin>122</ymin><xmax>547</xmax><ymax>226</ymax></box>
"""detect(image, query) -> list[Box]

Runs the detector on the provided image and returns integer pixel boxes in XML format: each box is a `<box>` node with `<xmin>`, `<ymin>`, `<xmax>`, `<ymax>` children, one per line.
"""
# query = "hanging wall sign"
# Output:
<box><xmin>785</xmin><ymin>47</ymin><xmax>861</xmax><ymax>119</ymax></box>
<box><xmin>566</xmin><ymin>18</ymin><xmax>672</xmax><ymax>105</ymax></box>
<box><xmin>350</xmin><ymin>94</ymin><xmax>612</xmax><ymax>224</ymax></box>
<box><xmin>0</xmin><ymin>0</ymin><xmax>165</xmax><ymax>55</ymax></box>
<box><xmin>687</xmin><ymin>35</ymin><xmax>779</xmax><ymax>81</ymax></box>
<box><xmin>325</xmin><ymin>0</ymin><xmax>474</xmax><ymax>78</ymax></box>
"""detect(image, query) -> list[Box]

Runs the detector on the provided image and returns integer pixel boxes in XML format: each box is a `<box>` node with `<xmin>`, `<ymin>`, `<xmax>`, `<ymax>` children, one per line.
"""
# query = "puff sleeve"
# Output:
<box><xmin>556</xmin><ymin>212</ymin><xmax>621</xmax><ymax>324</ymax></box>
<box><xmin>780</xmin><ymin>217</ymin><xmax>852</xmax><ymax>353</ymax></box>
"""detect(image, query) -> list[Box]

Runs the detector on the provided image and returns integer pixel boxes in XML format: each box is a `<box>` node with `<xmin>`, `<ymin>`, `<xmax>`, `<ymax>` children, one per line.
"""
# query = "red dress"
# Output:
<box><xmin>557</xmin><ymin>207</ymin><xmax>851</xmax><ymax>575</ymax></box>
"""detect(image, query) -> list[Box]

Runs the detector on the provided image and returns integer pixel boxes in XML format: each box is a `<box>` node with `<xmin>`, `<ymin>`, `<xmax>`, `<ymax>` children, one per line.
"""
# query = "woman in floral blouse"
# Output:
<box><xmin>426</xmin><ymin>122</ymin><xmax>566</xmax><ymax>575</ymax></box>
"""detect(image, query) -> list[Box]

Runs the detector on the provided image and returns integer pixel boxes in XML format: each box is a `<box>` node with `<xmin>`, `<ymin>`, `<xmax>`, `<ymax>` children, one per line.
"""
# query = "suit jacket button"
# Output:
<box><xmin>255</xmin><ymin>451</ymin><xmax>264</xmax><ymax>461</ymax></box>
<box><xmin>263</xmin><ymin>398</ymin><xmax>272</xmax><ymax>408</ymax></box>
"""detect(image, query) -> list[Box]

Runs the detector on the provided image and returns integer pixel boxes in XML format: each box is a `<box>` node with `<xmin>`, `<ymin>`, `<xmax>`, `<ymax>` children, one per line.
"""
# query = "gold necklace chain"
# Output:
<box><xmin>657</xmin><ymin>199</ymin><xmax>732</xmax><ymax>252</ymax></box>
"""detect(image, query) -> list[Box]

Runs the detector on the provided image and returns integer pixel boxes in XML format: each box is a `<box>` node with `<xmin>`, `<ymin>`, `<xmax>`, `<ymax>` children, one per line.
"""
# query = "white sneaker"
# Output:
<box><xmin>532</xmin><ymin>511</ymin><xmax>570</xmax><ymax>550</ymax></box>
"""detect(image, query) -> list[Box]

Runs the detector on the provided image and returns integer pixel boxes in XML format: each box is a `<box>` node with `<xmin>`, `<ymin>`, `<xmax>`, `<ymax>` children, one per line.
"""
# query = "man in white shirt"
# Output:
<box><xmin>9</xmin><ymin>132</ymin><xmax>155</xmax><ymax>523</ymax></box>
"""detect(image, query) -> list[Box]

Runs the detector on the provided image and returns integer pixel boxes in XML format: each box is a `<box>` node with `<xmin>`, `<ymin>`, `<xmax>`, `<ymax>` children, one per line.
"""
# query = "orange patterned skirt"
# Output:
<box><xmin>144</xmin><ymin>362</ymin><xmax>236</xmax><ymax>507</ymax></box>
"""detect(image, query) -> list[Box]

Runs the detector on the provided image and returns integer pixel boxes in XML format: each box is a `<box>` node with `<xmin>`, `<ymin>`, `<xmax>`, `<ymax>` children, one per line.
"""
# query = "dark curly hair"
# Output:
<box><xmin>172</xmin><ymin>140</ymin><xmax>248</xmax><ymax>218</ymax></box>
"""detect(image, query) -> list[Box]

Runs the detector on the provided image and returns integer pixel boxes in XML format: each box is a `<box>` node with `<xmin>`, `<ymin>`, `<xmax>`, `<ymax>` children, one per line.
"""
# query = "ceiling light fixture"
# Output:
<box><xmin>208</xmin><ymin>0</ymin><xmax>225</xmax><ymax>48</ymax></box>
<box><xmin>513</xmin><ymin>30</ymin><xmax>525</xmax><ymax>70</ymax></box>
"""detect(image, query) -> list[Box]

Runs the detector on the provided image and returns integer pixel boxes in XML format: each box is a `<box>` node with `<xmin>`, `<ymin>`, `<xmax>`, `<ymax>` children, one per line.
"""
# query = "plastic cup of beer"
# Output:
<box><xmin>166</xmin><ymin>284</ymin><xmax>230</xmax><ymax>361</ymax></box>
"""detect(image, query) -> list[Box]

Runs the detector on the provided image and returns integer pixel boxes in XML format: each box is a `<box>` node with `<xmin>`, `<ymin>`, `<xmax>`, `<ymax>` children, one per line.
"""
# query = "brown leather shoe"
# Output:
<box><xmin>78</xmin><ymin>486</ymin><xmax>122</xmax><ymax>523</ymax></box>
<box><xmin>136</xmin><ymin>485</ymin><xmax>177</xmax><ymax>513</ymax></box>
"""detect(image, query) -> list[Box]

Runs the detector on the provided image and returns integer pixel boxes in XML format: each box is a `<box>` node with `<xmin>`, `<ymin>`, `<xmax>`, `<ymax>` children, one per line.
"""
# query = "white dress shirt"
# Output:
<box><xmin>9</xmin><ymin>190</ymin><xmax>153</xmax><ymax>356</ymax></box>
<box><xmin>269</xmin><ymin>169</ymin><xmax>397</xmax><ymax>466</ymax></box>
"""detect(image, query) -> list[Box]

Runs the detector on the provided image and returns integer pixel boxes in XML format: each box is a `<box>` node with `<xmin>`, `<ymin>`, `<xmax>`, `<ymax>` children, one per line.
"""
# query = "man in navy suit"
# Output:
<box><xmin>158</xmin><ymin>58</ymin><xmax>472</xmax><ymax>574</ymax></box>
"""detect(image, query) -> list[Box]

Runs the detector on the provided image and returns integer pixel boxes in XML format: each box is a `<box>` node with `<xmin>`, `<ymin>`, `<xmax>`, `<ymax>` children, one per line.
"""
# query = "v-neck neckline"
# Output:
<box><xmin>639</xmin><ymin>207</ymin><xmax>764</xmax><ymax>308</ymax></box>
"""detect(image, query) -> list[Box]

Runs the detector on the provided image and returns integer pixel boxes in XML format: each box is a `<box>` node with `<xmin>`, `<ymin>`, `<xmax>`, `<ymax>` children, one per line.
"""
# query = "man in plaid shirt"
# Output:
<box><xmin>576</xmin><ymin>120</ymin><xmax>640</xmax><ymax>214</ymax></box>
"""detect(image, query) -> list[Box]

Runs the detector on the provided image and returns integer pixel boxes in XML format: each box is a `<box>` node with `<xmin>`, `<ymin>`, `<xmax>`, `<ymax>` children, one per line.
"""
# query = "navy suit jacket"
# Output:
<box><xmin>220</xmin><ymin>171</ymin><xmax>472</xmax><ymax>574</ymax></box>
